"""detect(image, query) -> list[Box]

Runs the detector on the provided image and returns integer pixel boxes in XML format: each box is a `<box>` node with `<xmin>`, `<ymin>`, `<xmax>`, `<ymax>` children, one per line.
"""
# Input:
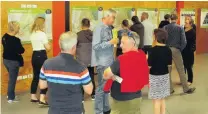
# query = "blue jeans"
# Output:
<box><xmin>95</xmin><ymin>66</ymin><xmax>110</xmax><ymax>114</ymax></box>
<box><xmin>3</xmin><ymin>59</ymin><xmax>20</xmax><ymax>100</ymax></box>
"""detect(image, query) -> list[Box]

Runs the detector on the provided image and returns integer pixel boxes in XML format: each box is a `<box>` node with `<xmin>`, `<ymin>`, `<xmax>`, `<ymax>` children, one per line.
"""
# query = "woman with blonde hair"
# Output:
<box><xmin>2</xmin><ymin>21</ymin><xmax>25</xmax><ymax>103</ymax></box>
<box><xmin>30</xmin><ymin>17</ymin><xmax>51</xmax><ymax>106</ymax></box>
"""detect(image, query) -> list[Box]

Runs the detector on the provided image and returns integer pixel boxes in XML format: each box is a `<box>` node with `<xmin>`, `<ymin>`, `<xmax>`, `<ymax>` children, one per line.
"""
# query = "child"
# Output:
<box><xmin>148</xmin><ymin>29</ymin><xmax>172</xmax><ymax>114</ymax></box>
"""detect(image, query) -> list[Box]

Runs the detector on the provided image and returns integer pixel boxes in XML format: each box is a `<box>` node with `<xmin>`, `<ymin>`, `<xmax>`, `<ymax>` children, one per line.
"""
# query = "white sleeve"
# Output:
<box><xmin>41</xmin><ymin>32</ymin><xmax>49</xmax><ymax>44</ymax></box>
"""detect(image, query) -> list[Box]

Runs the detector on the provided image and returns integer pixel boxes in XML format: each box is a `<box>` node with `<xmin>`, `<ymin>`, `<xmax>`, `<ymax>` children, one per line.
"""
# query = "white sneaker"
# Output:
<box><xmin>7</xmin><ymin>99</ymin><xmax>19</xmax><ymax>104</ymax></box>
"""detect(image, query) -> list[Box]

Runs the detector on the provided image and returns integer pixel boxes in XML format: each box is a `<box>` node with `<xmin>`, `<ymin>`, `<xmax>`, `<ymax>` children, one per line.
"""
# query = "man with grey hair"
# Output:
<box><xmin>39</xmin><ymin>31</ymin><xmax>93</xmax><ymax>114</ymax></box>
<box><xmin>103</xmin><ymin>31</ymin><xmax>149</xmax><ymax>114</ymax></box>
<box><xmin>91</xmin><ymin>8</ymin><xmax>117</xmax><ymax>114</ymax></box>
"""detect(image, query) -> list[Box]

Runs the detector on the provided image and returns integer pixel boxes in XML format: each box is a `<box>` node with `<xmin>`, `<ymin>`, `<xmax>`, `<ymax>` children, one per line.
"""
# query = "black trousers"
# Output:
<box><xmin>82</xmin><ymin>67</ymin><xmax>96</xmax><ymax>96</ymax></box>
<box><xmin>185</xmin><ymin>66</ymin><xmax>193</xmax><ymax>83</ymax></box>
<box><xmin>31</xmin><ymin>50</ymin><xmax>48</xmax><ymax>94</ymax></box>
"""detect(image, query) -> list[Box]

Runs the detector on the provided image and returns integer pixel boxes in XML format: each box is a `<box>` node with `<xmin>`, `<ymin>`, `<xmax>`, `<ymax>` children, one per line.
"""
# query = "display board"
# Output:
<box><xmin>111</xmin><ymin>7</ymin><xmax>135</xmax><ymax>29</ymax></box>
<box><xmin>8</xmin><ymin>8</ymin><xmax>52</xmax><ymax>43</ymax></box>
<box><xmin>137</xmin><ymin>8</ymin><xmax>158</xmax><ymax>29</ymax></box>
<box><xmin>201</xmin><ymin>9</ymin><xmax>208</xmax><ymax>28</ymax></box>
<box><xmin>72</xmin><ymin>6</ymin><xmax>100</xmax><ymax>33</ymax></box>
<box><xmin>180</xmin><ymin>8</ymin><xmax>196</xmax><ymax>26</ymax></box>
<box><xmin>159</xmin><ymin>8</ymin><xmax>176</xmax><ymax>23</ymax></box>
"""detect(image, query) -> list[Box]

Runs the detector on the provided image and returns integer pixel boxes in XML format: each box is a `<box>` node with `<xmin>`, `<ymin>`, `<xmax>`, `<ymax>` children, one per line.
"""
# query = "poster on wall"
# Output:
<box><xmin>137</xmin><ymin>8</ymin><xmax>158</xmax><ymax>29</ymax></box>
<box><xmin>8</xmin><ymin>8</ymin><xmax>52</xmax><ymax>43</ymax></box>
<box><xmin>201</xmin><ymin>9</ymin><xmax>208</xmax><ymax>28</ymax></box>
<box><xmin>180</xmin><ymin>9</ymin><xmax>196</xmax><ymax>26</ymax></box>
<box><xmin>110</xmin><ymin>7</ymin><xmax>135</xmax><ymax>29</ymax></box>
<box><xmin>159</xmin><ymin>8</ymin><xmax>176</xmax><ymax>23</ymax></box>
<box><xmin>72</xmin><ymin>6</ymin><xmax>100</xmax><ymax>33</ymax></box>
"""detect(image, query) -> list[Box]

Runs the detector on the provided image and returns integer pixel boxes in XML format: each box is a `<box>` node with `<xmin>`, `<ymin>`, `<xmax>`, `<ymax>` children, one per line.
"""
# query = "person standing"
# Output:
<box><xmin>39</xmin><ymin>32</ymin><xmax>93</xmax><ymax>114</ymax></box>
<box><xmin>76</xmin><ymin>18</ymin><xmax>96</xmax><ymax>100</ymax></box>
<box><xmin>182</xmin><ymin>17</ymin><xmax>196</xmax><ymax>86</ymax></box>
<box><xmin>130</xmin><ymin>16</ymin><xmax>144</xmax><ymax>49</ymax></box>
<box><xmin>159</xmin><ymin>14</ymin><xmax>171</xmax><ymax>28</ymax></box>
<box><xmin>117</xmin><ymin>19</ymin><xmax>131</xmax><ymax>57</ymax></box>
<box><xmin>164</xmin><ymin>14</ymin><xmax>196</xmax><ymax>94</ymax></box>
<box><xmin>148</xmin><ymin>29</ymin><xmax>172</xmax><ymax>114</ymax></box>
<box><xmin>2</xmin><ymin>21</ymin><xmax>25</xmax><ymax>103</ymax></box>
<box><xmin>91</xmin><ymin>9</ymin><xmax>117</xmax><ymax>114</ymax></box>
<box><xmin>141</xmin><ymin>12</ymin><xmax>155</xmax><ymax>55</ymax></box>
<box><xmin>103</xmin><ymin>32</ymin><xmax>149</xmax><ymax>114</ymax></box>
<box><xmin>30</xmin><ymin>17</ymin><xmax>51</xmax><ymax>106</ymax></box>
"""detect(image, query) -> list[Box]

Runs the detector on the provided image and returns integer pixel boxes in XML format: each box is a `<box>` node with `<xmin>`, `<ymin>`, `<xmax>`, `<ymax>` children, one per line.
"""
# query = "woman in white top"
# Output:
<box><xmin>30</xmin><ymin>17</ymin><xmax>51</xmax><ymax>106</ymax></box>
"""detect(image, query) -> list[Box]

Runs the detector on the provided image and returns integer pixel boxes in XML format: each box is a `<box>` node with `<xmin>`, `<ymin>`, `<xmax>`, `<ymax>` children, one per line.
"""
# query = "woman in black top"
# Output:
<box><xmin>182</xmin><ymin>17</ymin><xmax>196</xmax><ymax>86</ymax></box>
<box><xmin>2</xmin><ymin>21</ymin><xmax>25</xmax><ymax>103</ymax></box>
<box><xmin>148</xmin><ymin>29</ymin><xmax>172</xmax><ymax>114</ymax></box>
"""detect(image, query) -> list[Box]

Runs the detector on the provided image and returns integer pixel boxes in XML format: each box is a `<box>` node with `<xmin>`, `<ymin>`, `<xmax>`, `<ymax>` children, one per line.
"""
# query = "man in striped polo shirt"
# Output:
<box><xmin>39</xmin><ymin>32</ymin><xmax>93</xmax><ymax>114</ymax></box>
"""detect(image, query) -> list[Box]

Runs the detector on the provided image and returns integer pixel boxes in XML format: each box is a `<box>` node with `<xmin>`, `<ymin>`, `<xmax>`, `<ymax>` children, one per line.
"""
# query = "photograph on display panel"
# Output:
<box><xmin>180</xmin><ymin>8</ymin><xmax>196</xmax><ymax>26</ymax></box>
<box><xmin>201</xmin><ymin>9</ymin><xmax>208</xmax><ymax>28</ymax></box>
<box><xmin>110</xmin><ymin>7</ymin><xmax>135</xmax><ymax>30</ymax></box>
<box><xmin>8</xmin><ymin>8</ymin><xmax>52</xmax><ymax>43</ymax></box>
<box><xmin>159</xmin><ymin>8</ymin><xmax>176</xmax><ymax>23</ymax></box>
<box><xmin>72</xmin><ymin>6</ymin><xmax>101</xmax><ymax>33</ymax></box>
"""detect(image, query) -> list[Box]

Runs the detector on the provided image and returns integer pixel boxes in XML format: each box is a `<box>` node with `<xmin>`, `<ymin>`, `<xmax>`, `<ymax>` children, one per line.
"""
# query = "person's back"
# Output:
<box><xmin>159</xmin><ymin>14</ymin><xmax>170</xmax><ymax>28</ymax></box>
<box><xmin>42</xmin><ymin>53</ymin><xmax>90</xmax><ymax>114</ymax></box>
<box><xmin>164</xmin><ymin>22</ymin><xmax>186</xmax><ymax>51</ymax></box>
<box><xmin>130</xmin><ymin>16</ymin><xmax>144</xmax><ymax>48</ymax></box>
<box><xmin>142</xmin><ymin>19</ymin><xmax>154</xmax><ymax>46</ymax></box>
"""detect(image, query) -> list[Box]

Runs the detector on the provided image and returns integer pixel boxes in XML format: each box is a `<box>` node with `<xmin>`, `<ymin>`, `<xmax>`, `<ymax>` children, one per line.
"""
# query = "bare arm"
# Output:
<box><xmin>82</xmin><ymin>82</ymin><xmax>93</xmax><ymax>95</ymax></box>
<box><xmin>81</xmin><ymin>69</ymin><xmax>93</xmax><ymax>95</ymax></box>
<box><xmin>103</xmin><ymin>67</ymin><xmax>114</xmax><ymax>80</ymax></box>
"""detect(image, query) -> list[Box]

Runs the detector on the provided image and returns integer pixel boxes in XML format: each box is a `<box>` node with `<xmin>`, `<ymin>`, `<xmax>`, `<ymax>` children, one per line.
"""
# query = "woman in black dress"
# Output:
<box><xmin>182</xmin><ymin>16</ymin><xmax>196</xmax><ymax>86</ymax></box>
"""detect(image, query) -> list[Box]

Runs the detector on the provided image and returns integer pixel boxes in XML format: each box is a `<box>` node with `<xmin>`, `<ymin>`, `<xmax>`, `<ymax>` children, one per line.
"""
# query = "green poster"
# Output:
<box><xmin>180</xmin><ymin>9</ymin><xmax>196</xmax><ymax>26</ymax></box>
<box><xmin>201</xmin><ymin>9</ymin><xmax>208</xmax><ymax>28</ymax></box>
<box><xmin>72</xmin><ymin>6</ymin><xmax>99</xmax><ymax>33</ymax></box>
<box><xmin>8</xmin><ymin>8</ymin><xmax>52</xmax><ymax>43</ymax></box>
<box><xmin>159</xmin><ymin>8</ymin><xmax>176</xmax><ymax>22</ymax></box>
<box><xmin>110</xmin><ymin>7</ymin><xmax>134</xmax><ymax>29</ymax></box>
<box><xmin>137</xmin><ymin>8</ymin><xmax>158</xmax><ymax>28</ymax></box>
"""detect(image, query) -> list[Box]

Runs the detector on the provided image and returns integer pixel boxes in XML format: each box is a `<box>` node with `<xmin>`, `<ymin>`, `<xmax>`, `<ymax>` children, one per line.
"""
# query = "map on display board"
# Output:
<box><xmin>72</xmin><ymin>7</ymin><xmax>102</xmax><ymax>33</ymax></box>
<box><xmin>201</xmin><ymin>9</ymin><xmax>208</xmax><ymax>28</ymax></box>
<box><xmin>110</xmin><ymin>7</ymin><xmax>135</xmax><ymax>29</ymax></box>
<box><xmin>159</xmin><ymin>8</ymin><xmax>176</xmax><ymax>23</ymax></box>
<box><xmin>137</xmin><ymin>8</ymin><xmax>158</xmax><ymax>29</ymax></box>
<box><xmin>8</xmin><ymin>8</ymin><xmax>52</xmax><ymax>43</ymax></box>
<box><xmin>180</xmin><ymin>9</ymin><xmax>196</xmax><ymax>26</ymax></box>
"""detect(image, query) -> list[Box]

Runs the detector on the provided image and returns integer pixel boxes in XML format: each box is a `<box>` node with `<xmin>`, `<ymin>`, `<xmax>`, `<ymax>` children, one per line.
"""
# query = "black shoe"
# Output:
<box><xmin>170</xmin><ymin>90</ymin><xmax>175</xmax><ymax>94</ymax></box>
<box><xmin>104</xmin><ymin>110</ymin><xmax>111</xmax><ymax>114</ymax></box>
<box><xmin>30</xmin><ymin>99</ymin><xmax>39</xmax><ymax>103</ymax></box>
<box><xmin>185</xmin><ymin>87</ymin><xmax>196</xmax><ymax>94</ymax></box>
<box><xmin>39</xmin><ymin>101</ymin><xmax>49</xmax><ymax>107</ymax></box>
<box><xmin>91</xmin><ymin>95</ymin><xmax>95</xmax><ymax>100</ymax></box>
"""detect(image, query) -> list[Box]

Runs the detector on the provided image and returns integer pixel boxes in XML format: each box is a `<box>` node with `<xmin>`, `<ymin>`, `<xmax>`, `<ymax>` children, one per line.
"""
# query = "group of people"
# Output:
<box><xmin>1</xmin><ymin>8</ymin><xmax>197</xmax><ymax>114</ymax></box>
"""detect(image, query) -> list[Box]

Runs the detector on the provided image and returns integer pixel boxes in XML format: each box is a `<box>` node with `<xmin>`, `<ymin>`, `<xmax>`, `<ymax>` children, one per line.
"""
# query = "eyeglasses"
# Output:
<box><xmin>127</xmin><ymin>32</ymin><xmax>136</xmax><ymax>45</ymax></box>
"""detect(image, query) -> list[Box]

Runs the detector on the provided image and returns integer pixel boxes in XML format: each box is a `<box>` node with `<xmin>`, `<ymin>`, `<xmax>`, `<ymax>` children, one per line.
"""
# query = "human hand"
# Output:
<box><xmin>109</xmin><ymin>38</ymin><xmax>118</xmax><ymax>45</ymax></box>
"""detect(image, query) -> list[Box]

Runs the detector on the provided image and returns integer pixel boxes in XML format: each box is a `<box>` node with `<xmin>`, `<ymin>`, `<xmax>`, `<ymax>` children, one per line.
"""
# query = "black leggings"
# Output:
<box><xmin>82</xmin><ymin>67</ymin><xmax>95</xmax><ymax>96</ymax></box>
<box><xmin>31</xmin><ymin>50</ymin><xmax>48</xmax><ymax>94</ymax></box>
<box><xmin>185</xmin><ymin>66</ymin><xmax>193</xmax><ymax>83</ymax></box>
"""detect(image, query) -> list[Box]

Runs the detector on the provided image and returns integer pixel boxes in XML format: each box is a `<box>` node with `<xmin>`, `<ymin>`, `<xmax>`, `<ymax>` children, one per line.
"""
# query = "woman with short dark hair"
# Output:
<box><xmin>76</xmin><ymin>18</ymin><xmax>96</xmax><ymax>101</ymax></box>
<box><xmin>148</xmin><ymin>28</ymin><xmax>172</xmax><ymax>114</ymax></box>
<box><xmin>2</xmin><ymin>21</ymin><xmax>25</xmax><ymax>103</ymax></box>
